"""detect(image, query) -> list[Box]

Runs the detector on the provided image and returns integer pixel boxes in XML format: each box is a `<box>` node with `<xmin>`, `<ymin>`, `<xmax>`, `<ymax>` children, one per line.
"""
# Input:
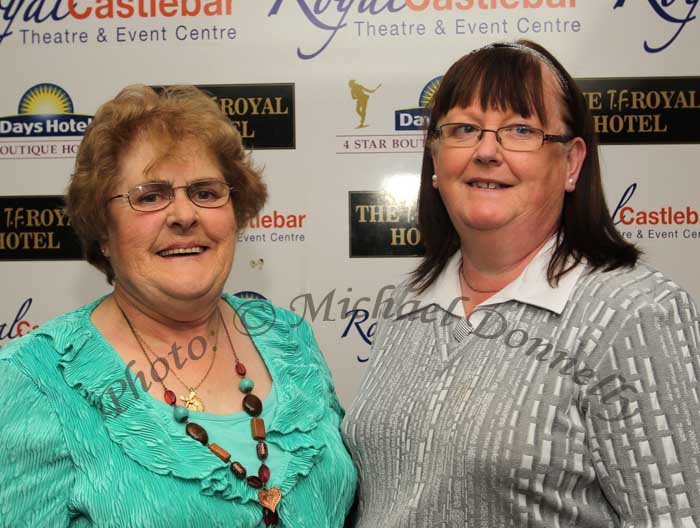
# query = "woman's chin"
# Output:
<box><xmin>155</xmin><ymin>282</ymin><xmax>221</xmax><ymax>304</ymax></box>
<box><xmin>461</xmin><ymin>214</ymin><xmax>513</xmax><ymax>232</ymax></box>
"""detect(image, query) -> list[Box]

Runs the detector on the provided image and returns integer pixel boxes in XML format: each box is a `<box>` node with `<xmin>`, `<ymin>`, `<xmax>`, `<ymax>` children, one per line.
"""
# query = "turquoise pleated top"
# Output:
<box><xmin>0</xmin><ymin>294</ymin><xmax>357</xmax><ymax>527</ymax></box>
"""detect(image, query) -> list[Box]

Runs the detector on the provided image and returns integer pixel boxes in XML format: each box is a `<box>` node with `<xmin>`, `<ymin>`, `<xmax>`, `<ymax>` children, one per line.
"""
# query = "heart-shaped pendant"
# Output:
<box><xmin>258</xmin><ymin>487</ymin><xmax>282</xmax><ymax>512</ymax></box>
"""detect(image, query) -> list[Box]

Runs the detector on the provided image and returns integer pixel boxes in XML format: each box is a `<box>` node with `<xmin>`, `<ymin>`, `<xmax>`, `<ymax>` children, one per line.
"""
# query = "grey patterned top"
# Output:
<box><xmin>342</xmin><ymin>250</ymin><xmax>700</xmax><ymax>527</ymax></box>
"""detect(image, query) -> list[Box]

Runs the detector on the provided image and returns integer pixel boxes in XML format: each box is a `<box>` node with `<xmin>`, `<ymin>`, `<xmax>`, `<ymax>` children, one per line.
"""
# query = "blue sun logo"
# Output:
<box><xmin>18</xmin><ymin>84</ymin><xmax>74</xmax><ymax>115</ymax></box>
<box><xmin>0</xmin><ymin>83</ymin><xmax>92</xmax><ymax>140</ymax></box>
<box><xmin>419</xmin><ymin>76</ymin><xmax>442</xmax><ymax>108</ymax></box>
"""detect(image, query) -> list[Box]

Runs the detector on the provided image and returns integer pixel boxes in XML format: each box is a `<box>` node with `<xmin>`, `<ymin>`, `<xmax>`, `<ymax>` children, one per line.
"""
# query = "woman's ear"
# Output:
<box><xmin>564</xmin><ymin>137</ymin><xmax>586</xmax><ymax>192</ymax></box>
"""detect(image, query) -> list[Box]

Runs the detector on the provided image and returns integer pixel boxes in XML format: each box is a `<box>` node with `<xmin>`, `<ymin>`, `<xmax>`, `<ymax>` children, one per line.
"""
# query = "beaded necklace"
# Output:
<box><xmin>116</xmin><ymin>300</ymin><xmax>281</xmax><ymax>526</ymax></box>
<box><xmin>126</xmin><ymin>315</ymin><xmax>219</xmax><ymax>411</ymax></box>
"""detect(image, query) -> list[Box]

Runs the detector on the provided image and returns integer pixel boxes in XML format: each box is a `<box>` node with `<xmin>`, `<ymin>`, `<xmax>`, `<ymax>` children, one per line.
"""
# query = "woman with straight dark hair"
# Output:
<box><xmin>343</xmin><ymin>41</ymin><xmax>700</xmax><ymax>527</ymax></box>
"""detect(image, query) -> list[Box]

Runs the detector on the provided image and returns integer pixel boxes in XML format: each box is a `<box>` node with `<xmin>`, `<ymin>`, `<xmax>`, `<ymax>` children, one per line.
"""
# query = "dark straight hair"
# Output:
<box><xmin>409</xmin><ymin>40</ymin><xmax>640</xmax><ymax>293</ymax></box>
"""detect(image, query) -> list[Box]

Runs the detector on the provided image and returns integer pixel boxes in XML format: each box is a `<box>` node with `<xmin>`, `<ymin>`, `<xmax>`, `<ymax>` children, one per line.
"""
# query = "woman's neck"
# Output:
<box><xmin>110</xmin><ymin>286</ymin><xmax>220</xmax><ymax>345</ymax></box>
<box><xmin>459</xmin><ymin>229</ymin><xmax>554</xmax><ymax>294</ymax></box>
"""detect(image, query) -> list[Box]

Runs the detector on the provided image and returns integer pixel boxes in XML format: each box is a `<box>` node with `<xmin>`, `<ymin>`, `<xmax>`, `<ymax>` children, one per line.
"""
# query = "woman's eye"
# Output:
<box><xmin>137</xmin><ymin>192</ymin><xmax>165</xmax><ymax>204</ymax></box>
<box><xmin>511</xmin><ymin>126</ymin><xmax>535</xmax><ymax>136</ymax></box>
<box><xmin>195</xmin><ymin>190</ymin><xmax>216</xmax><ymax>201</ymax></box>
<box><xmin>450</xmin><ymin>124</ymin><xmax>478</xmax><ymax>137</ymax></box>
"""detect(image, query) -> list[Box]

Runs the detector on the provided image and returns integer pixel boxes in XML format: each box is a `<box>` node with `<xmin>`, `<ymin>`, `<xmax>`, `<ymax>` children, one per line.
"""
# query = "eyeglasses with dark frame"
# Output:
<box><xmin>433</xmin><ymin>123</ymin><xmax>573</xmax><ymax>152</ymax></box>
<box><xmin>107</xmin><ymin>179</ymin><xmax>234</xmax><ymax>212</ymax></box>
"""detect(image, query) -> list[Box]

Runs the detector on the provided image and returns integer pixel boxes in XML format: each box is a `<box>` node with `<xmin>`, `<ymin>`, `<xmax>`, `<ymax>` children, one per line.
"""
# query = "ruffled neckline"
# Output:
<box><xmin>38</xmin><ymin>294</ymin><xmax>327</xmax><ymax>512</ymax></box>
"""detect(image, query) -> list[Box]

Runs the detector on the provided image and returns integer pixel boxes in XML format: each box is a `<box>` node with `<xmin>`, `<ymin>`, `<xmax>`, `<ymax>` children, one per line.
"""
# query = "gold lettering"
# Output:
<box><xmin>355</xmin><ymin>205</ymin><xmax>369</xmax><ymax>223</ymax></box>
<box><xmin>583</xmin><ymin>91</ymin><xmax>602</xmax><ymax>111</ymax></box>
<box><xmin>246</xmin><ymin>97</ymin><xmax>262</xmax><ymax>116</ymax></box>
<box><xmin>261</xmin><ymin>98</ymin><xmax>275</xmax><ymax>115</ymax></box>
<box><xmin>33</xmin><ymin>232</ymin><xmax>47</xmax><ymax>250</ymax></box>
<box><xmin>273</xmin><ymin>97</ymin><xmax>289</xmax><ymax>115</ymax></box>
<box><xmin>385</xmin><ymin>206</ymin><xmax>400</xmax><ymax>223</ymax></box>
<box><xmin>26</xmin><ymin>209</ymin><xmax>40</xmax><ymax>228</ymax></box>
<box><xmin>630</xmin><ymin>91</ymin><xmax>645</xmax><ymax>110</ymax></box>
<box><xmin>52</xmin><ymin>208</ymin><xmax>68</xmax><ymax>227</ymax></box>
<box><xmin>47</xmin><ymin>232</ymin><xmax>60</xmax><ymax>249</ymax></box>
<box><xmin>390</xmin><ymin>227</ymin><xmax>405</xmax><ymax>246</ymax></box>
<box><xmin>592</xmin><ymin>114</ymin><xmax>668</xmax><ymax>134</ymax></box>
<box><xmin>232</xmin><ymin>120</ymin><xmax>255</xmax><ymax>139</ymax></box>
<box><xmin>593</xmin><ymin>114</ymin><xmax>608</xmax><ymax>134</ymax></box>
<box><xmin>653</xmin><ymin>114</ymin><xmax>668</xmax><ymax>132</ymax></box>
<box><xmin>219</xmin><ymin>98</ymin><xmax>234</xmax><ymax>115</ymax></box>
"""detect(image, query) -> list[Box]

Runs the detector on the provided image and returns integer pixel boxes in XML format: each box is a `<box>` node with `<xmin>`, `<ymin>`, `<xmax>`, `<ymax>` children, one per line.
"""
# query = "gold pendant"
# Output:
<box><xmin>258</xmin><ymin>487</ymin><xmax>282</xmax><ymax>512</ymax></box>
<box><xmin>180</xmin><ymin>388</ymin><xmax>205</xmax><ymax>411</ymax></box>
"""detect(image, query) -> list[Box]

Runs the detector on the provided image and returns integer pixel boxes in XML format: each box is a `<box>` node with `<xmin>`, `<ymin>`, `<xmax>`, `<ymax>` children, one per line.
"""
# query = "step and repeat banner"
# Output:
<box><xmin>1</xmin><ymin>2</ymin><xmax>698</xmax><ymax>404</ymax></box>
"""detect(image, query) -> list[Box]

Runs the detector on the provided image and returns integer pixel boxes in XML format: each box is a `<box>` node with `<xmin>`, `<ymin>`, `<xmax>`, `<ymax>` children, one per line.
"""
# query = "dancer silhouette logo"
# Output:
<box><xmin>348</xmin><ymin>80</ymin><xmax>381</xmax><ymax>129</ymax></box>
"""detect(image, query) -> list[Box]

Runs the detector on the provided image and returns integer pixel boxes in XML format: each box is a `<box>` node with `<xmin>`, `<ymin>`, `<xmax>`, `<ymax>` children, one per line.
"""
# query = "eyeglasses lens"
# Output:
<box><xmin>128</xmin><ymin>181</ymin><xmax>230</xmax><ymax>211</ymax></box>
<box><xmin>440</xmin><ymin>124</ymin><xmax>544</xmax><ymax>152</ymax></box>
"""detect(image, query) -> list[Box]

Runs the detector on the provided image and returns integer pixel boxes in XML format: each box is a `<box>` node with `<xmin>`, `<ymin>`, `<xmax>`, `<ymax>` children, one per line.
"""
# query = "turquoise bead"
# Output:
<box><xmin>173</xmin><ymin>405</ymin><xmax>189</xmax><ymax>423</ymax></box>
<box><xmin>239</xmin><ymin>377</ymin><xmax>254</xmax><ymax>393</ymax></box>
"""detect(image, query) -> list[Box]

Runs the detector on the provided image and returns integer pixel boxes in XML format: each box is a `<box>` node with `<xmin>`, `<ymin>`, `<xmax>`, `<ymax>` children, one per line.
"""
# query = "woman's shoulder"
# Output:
<box><xmin>0</xmin><ymin>299</ymin><xmax>100</xmax><ymax>385</ymax></box>
<box><xmin>575</xmin><ymin>260</ymin><xmax>696</xmax><ymax>312</ymax></box>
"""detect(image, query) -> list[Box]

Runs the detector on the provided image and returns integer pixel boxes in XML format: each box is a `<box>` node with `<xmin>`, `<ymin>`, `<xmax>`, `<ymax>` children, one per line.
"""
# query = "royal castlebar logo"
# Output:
<box><xmin>613</xmin><ymin>0</ymin><xmax>698</xmax><ymax>53</ymax></box>
<box><xmin>0</xmin><ymin>84</ymin><xmax>92</xmax><ymax>160</ymax></box>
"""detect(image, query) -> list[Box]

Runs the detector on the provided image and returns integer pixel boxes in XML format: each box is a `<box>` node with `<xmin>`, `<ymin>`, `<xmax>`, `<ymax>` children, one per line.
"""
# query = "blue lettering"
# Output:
<box><xmin>0</xmin><ymin>298</ymin><xmax>32</xmax><ymax>341</ymax></box>
<box><xmin>267</xmin><ymin>0</ymin><xmax>405</xmax><ymax>60</ymax></box>
<box><xmin>614</xmin><ymin>0</ymin><xmax>698</xmax><ymax>53</ymax></box>
<box><xmin>0</xmin><ymin>0</ymin><xmax>68</xmax><ymax>45</ymax></box>
<box><xmin>611</xmin><ymin>183</ymin><xmax>637</xmax><ymax>225</ymax></box>
<box><xmin>341</xmin><ymin>308</ymin><xmax>376</xmax><ymax>356</ymax></box>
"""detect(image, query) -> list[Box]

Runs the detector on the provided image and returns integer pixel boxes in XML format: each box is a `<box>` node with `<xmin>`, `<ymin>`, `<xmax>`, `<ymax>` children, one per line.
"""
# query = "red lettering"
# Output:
<box><xmin>620</xmin><ymin>207</ymin><xmax>634</xmax><ymax>225</ymax></box>
<box><xmin>116</xmin><ymin>0</ymin><xmax>134</xmax><ymax>16</ymax></box>
<box><xmin>68</xmin><ymin>0</ymin><xmax>91</xmax><ymax>18</ymax></box>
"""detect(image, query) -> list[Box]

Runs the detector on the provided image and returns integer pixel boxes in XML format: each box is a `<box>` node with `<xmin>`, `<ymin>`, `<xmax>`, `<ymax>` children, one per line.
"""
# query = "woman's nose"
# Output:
<box><xmin>165</xmin><ymin>188</ymin><xmax>198</xmax><ymax>230</ymax></box>
<box><xmin>473</xmin><ymin>129</ymin><xmax>503</xmax><ymax>165</ymax></box>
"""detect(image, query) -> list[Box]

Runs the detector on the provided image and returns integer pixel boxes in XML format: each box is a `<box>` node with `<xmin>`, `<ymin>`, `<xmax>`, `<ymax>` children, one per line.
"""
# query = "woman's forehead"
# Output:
<box><xmin>117</xmin><ymin>138</ymin><xmax>219</xmax><ymax>185</ymax></box>
<box><xmin>442</xmin><ymin>65</ymin><xmax>566</xmax><ymax>126</ymax></box>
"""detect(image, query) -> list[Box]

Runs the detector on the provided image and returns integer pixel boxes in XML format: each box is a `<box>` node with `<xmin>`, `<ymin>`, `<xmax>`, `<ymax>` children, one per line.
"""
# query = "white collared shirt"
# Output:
<box><xmin>401</xmin><ymin>237</ymin><xmax>587</xmax><ymax>328</ymax></box>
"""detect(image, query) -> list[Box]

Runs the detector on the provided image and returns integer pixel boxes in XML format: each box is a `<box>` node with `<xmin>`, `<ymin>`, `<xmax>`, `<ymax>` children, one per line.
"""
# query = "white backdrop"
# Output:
<box><xmin>1</xmin><ymin>2</ymin><xmax>699</xmax><ymax>405</ymax></box>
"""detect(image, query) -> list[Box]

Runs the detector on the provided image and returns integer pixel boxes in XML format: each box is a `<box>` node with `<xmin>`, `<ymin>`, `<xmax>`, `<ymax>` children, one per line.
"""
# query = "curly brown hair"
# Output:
<box><xmin>66</xmin><ymin>84</ymin><xmax>267</xmax><ymax>284</ymax></box>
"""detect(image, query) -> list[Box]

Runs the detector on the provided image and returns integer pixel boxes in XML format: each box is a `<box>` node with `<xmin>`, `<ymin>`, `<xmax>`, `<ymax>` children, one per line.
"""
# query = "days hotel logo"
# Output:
<box><xmin>0</xmin><ymin>84</ymin><xmax>92</xmax><ymax>160</ymax></box>
<box><xmin>395</xmin><ymin>76</ymin><xmax>441</xmax><ymax>131</ymax></box>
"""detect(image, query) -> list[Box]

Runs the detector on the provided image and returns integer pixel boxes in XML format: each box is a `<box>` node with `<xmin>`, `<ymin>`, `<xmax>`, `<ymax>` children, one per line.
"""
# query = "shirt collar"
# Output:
<box><xmin>401</xmin><ymin>237</ymin><xmax>586</xmax><ymax>319</ymax></box>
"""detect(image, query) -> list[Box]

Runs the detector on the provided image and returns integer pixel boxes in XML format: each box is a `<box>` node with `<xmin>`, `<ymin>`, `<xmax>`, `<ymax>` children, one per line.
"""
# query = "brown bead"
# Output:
<box><xmin>257</xmin><ymin>441</ymin><xmax>268</xmax><ymax>460</ymax></box>
<box><xmin>263</xmin><ymin>507</ymin><xmax>279</xmax><ymax>525</ymax></box>
<box><xmin>185</xmin><ymin>422</ymin><xmax>208</xmax><ymax>445</ymax></box>
<box><xmin>236</xmin><ymin>362</ymin><xmax>247</xmax><ymax>376</ymax></box>
<box><xmin>258</xmin><ymin>463</ymin><xmax>270</xmax><ymax>483</ymax></box>
<box><xmin>247</xmin><ymin>475</ymin><xmax>263</xmax><ymax>489</ymax></box>
<box><xmin>208</xmin><ymin>443</ymin><xmax>231</xmax><ymax>462</ymax></box>
<box><xmin>251</xmin><ymin>417</ymin><xmax>266</xmax><ymax>440</ymax></box>
<box><xmin>230</xmin><ymin>461</ymin><xmax>247</xmax><ymax>479</ymax></box>
<box><xmin>164</xmin><ymin>389</ymin><xmax>177</xmax><ymax>406</ymax></box>
<box><xmin>243</xmin><ymin>394</ymin><xmax>263</xmax><ymax>417</ymax></box>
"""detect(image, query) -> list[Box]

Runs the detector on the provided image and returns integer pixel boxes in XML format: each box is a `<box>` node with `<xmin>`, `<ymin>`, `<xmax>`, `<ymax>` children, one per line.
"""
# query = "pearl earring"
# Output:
<box><xmin>431</xmin><ymin>174</ymin><xmax>437</xmax><ymax>183</ymax></box>
<box><xmin>568</xmin><ymin>178</ymin><xmax>574</xmax><ymax>185</ymax></box>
